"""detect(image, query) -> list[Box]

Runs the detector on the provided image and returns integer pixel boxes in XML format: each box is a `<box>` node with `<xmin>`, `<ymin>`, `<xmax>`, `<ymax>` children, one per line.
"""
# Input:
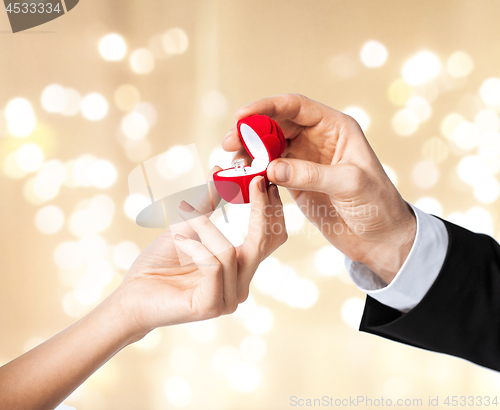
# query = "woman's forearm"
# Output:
<box><xmin>0</xmin><ymin>290</ymin><xmax>141</xmax><ymax>410</ymax></box>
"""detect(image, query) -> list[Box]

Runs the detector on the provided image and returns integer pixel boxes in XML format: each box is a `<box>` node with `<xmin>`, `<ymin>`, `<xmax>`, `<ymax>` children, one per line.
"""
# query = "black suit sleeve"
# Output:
<box><xmin>359</xmin><ymin>218</ymin><xmax>500</xmax><ymax>371</ymax></box>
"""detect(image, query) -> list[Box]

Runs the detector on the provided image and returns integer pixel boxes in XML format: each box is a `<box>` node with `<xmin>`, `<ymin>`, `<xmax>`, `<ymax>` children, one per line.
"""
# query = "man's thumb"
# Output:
<box><xmin>267</xmin><ymin>159</ymin><xmax>337</xmax><ymax>194</ymax></box>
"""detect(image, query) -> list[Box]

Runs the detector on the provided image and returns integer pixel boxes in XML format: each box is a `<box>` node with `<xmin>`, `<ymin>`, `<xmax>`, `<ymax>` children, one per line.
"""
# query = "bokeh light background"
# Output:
<box><xmin>1</xmin><ymin>0</ymin><xmax>500</xmax><ymax>409</ymax></box>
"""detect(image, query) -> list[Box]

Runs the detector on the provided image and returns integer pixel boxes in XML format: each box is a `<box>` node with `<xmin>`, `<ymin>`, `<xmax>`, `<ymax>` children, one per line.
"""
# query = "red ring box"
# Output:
<box><xmin>213</xmin><ymin>115</ymin><xmax>285</xmax><ymax>204</ymax></box>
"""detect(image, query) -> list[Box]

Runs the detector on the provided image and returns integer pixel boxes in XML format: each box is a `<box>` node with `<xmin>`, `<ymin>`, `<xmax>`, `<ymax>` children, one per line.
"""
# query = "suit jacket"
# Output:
<box><xmin>359</xmin><ymin>219</ymin><xmax>500</xmax><ymax>371</ymax></box>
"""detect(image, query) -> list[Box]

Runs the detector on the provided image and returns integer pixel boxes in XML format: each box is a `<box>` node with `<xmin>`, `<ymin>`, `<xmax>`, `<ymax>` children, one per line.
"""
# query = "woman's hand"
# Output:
<box><xmin>222</xmin><ymin>94</ymin><xmax>416</xmax><ymax>284</ymax></box>
<box><xmin>113</xmin><ymin>170</ymin><xmax>287</xmax><ymax>338</ymax></box>
<box><xmin>0</xmin><ymin>169</ymin><xmax>287</xmax><ymax>410</ymax></box>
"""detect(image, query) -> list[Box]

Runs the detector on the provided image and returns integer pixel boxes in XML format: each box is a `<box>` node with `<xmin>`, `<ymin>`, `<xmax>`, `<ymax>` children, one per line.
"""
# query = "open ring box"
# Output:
<box><xmin>213</xmin><ymin>114</ymin><xmax>286</xmax><ymax>204</ymax></box>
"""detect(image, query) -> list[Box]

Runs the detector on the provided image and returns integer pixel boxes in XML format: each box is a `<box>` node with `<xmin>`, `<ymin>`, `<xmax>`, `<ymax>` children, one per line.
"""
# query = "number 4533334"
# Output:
<box><xmin>5</xmin><ymin>2</ymin><xmax>62</xmax><ymax>14</ymax></box>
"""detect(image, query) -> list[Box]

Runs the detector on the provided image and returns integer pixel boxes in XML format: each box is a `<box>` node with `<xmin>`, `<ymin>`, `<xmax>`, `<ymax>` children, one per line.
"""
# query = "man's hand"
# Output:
<box><xmin>223</xmin><ymin>94</ymin><xmax>416</xmax><ymax>284</ymax></box>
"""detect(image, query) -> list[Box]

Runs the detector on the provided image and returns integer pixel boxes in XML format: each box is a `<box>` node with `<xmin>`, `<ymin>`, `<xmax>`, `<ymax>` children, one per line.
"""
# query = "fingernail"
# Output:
<box><xmin>174</xmin><ymin>233</ymin><xmax>187</xmax><ymax>241</ymax></box>
<box><xmin>274</xmin><ymin>161</ymin><xmax>291</xmax><ymax>182</ymax></box>
<box><xmin>258</xmin><ymin>177</ymin><xmax>266</xmax><ymax>193</ymax></box>
<box><xmin>272</xmin><ymin>185</ymin><xmax>280</xmax><ymax>199</ymax></box>
<box><xmin>179</xmin><ymin>200</ymin><xmax>194</xmax><ymax>212</ymax></box>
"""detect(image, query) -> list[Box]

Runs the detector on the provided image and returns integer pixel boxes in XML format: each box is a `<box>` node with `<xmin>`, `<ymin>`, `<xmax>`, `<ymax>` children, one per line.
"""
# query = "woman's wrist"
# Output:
<box><xmin>97</xmin><ymin>287</ymin><xmax>151</xmax><ymax>347</ymax></box>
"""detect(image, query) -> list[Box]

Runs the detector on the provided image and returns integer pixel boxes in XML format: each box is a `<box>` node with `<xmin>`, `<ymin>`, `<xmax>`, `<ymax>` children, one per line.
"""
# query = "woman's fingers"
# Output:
<box><xmin>237</xmin><ymin>176</ymin><xmax>273</xmax><ymax>297</ymax></box>
<box><xmin>177</xmin><ymin>201</ymin><xmax>239</xmax><ymax>314</ymax></box>
<box><xmin>264</xmin><ymin>184</ymin><xmax>288</xmax><ymax>259</ymax></box>
<box><xmin>172</xmin><ymin>234</ymin><xmax>223</xmax><ymax>319</ymax></box>
<box><xmin>167</xmin><ymin>166</ymin><xmax>223</xmax><ymax>243</ymax></box>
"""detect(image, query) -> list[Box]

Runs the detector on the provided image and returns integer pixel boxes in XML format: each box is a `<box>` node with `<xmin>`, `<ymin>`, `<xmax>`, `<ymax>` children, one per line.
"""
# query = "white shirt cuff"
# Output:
<box><xmin>344</xmin><ymin>204</ymin><xmax>448</xmax><ymax>313</ymax></box>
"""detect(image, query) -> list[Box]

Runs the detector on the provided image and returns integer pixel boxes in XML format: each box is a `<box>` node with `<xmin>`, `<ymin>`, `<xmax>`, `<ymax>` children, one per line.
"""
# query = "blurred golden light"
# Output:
<box><xmin>314</xmin><ymin>245</ymin><xmax>345</xmax><ymax>276</ymax></box>
<box><xmin>35</xmin><ymin>205</ymin><xmax>65</xmax><ymax>234</ymax></box>
<box><xmin>54</xmin><ymin>241</ymin><xmax>84</xmax><ymax>270</ymax></box>
<box><xmin>447</xmin><ymin>207</ymin><xmax>494</xmax><ymax>236</ymax></box>
<box><xmin>16</xmin><ymin>143</ymin><xmax>44</xmax><ymax>173</ymax></box>
<box><xmin>72</xmin><ymin>154</ymin><xmax>98</xmax><ymax>187</ymax></box>
<box><xmin>156</xmin><ymin>145</ymin><xmax>195</xmax><ymax>179</ymax></box>
<box><xmin>74</xmin><ymin>277</ymin><xmax>103</xmax><ymax>305</ymax></box>
<box><xmin>467</xmin><ymin>207</ymin><xmax>494</xmax><ymax>235</ymax></box>
<box><xmin>69</xmin><ymin>195</ymin><xmax>115</xmax><ymax>237</ymax></box>
<box><xmin>200</xmin><ymin>90</ymin><xmax>228</xmax><ymax>119</ymax></box>
<box><xmin>382</xmin><ymin>163</ymin><xmax>399</xmax><ymax>186</ymax></box>
<box><xmin>23</xmin><ymin>336</ymin><xmax>46</xmax><ymax>353</ymax></box>
<box><xmin>61</xmin><ymin>88</ymin><xmax>81</xmax><ymax>116</ymax></box>
<box><xmin>32</xmin><ymin>161</ymin><xmax>66</xmax><ymax>202</ymax></box>
<box><xmin>124</xmin><ymin>139</ymin><xmax>152</xmax><ymax>163</ymax></box>
<box><xmin>0</xmin><ymin>111</ymin><xmax>6</xmax><ymax>137</ymax></box>
<box><xmin>148</xmin><ymin>34</ymin><xmax>169</xmax><ymax>60</ymax></box>
<box><xmin>129</xmin><ymin>48</ymin><xmax>155</xmax><ymax>75</ymax></box>
<box><xmin>421</xmin><ymin>137</ymin><xmax>449</xmax><ymax>164</ymax></box>
<box><xmin>414</xmin><ymin>197</ymin><xmax>443</xmax><ymax>217</ymax></box>
<box><xmin>58</xmin><ymin>266</ymin><xmax>86</xmax><ymax>288</ymax></box>
<box><xmin>387</xmin><ymin>79</ymin><xmax>414</xmax><ymax>106</ymax></box>
<box><xmin>62</xmin><ymin>291</ymin><xmax>91</xmax><ymax>318</ymax></box>
<box><xmin>79</xmin><ymin>234</ymin><xmax>107</xmax><ymax>263</ymax></box>
<box><xmin>38</xmin><ymin>159</ymin><xmax>67</xmax><ymax>186</ymax></box>
<box><xmin>343</xmin><ymin>106</ymin><xmax>370</xmax><ymax>131</ymax></box>
<box><xmin>451</xmin><ymin>121</ymin><xmax>480</xmax><ymax>150</ymax></box>
<box><xmin>479</xmin><ymin>77</ymin><xmax>500</xmax><ymax>107</ymax></box>
<box><xmin>228</xmin><ymin>362</ymin><xmax>261</xmax><ymax>393</ymax></box>
<box><xmin>382</xmin><ymin>378</ymin><xmax>410</xmax><ymax>397</ymax></box>
<box><xmin>360</xmin><ymin>40</ymin><xmax>388</xmax><ymax>68</ymax></box>
<box><xmin>81</xmin><ymin>93</ymin><xmax>108</xmax><ymax>121</ymax></box>
<box><xmin>253</xmin><ymin>257</ymin><xmax>282</xmax><ymax>294</ymax></box>
<box><xmin>85</xmin><ymin>259</ymin><xmax>114</xmax><ymax>287</ymax></box>
<box><xmin>341</xmin><ymin>297</ymin><xmax>365</xmax><ymax>330</ymax></box>
<box><xmin>474</xmin><ymin>109</ymin><xmax>500</xmax><ymax>133</ymax></box>
<box><xmin>412</xmin><ymin>160</ymin><xmax>440</xmax><ymax>189</ymax></box>
<box><xmin>164</xmin><ymin>376</ymin><xmax>192</xmax><ymax>408</ymax></box>
<box><xmin>124</xmin><ymin>193</ymin><xmax>151</xmax><ymax>221</ymax></box>
<box><xmin>41</xmin><ymin>84</ymin><xmax>68</xmax><ymax>114</ymax></box>
<box><xmin>98</xmin><ymin>33</ymin><xmax>127</xmax><ymax>62</ymax></box>
<box><xmin>282</xmin><ymin>203</ymin><xmax>306</xmax><ymax>235</ymax></box>
<box><xmin>5</xmin><ymin>97</ymin><xmax>36</xmax><ymax>138</ymax></box>
<box><xmin>212</xmin><ymin>345</ymin><xmax>240</xmax><ymax>378</ymax></box>
<box><xmin>478</xmin><ymin>131</ymin><xmax>500</xmax><ymax>159</ymax></box>
<box><xmin>3</xmin><ymin>151</ymin><xmax>27</xmax><ymax>179</ymax></box>
<box><xmin>244</xmin><ymin>305</ymin><xmax>273</xmax><ymax>335</ymax></box>
<box><xmin>473</xmin><ymin>176</ymin><xmax>500</xmax><ymax>204</ymax></box>
<box><xmin>112</xmin><ymin>241</ymin><xmax>140</xmax><ymax>270</ymax></box>
<box><xmin>446</xmin><ymin>51</ymin><xmax>474</xmax><ymax>78</ymax></box>
<box><xmin>208</xmin><ymin>146</ymin><xmax>233</xmax><ymax>169</ymax></box>
<box><xmin>114</xmin><ymin>84</ymin><xmax>141</xmax><ymax>112</ymax></box>
<box><xmin>134</xmin><ymin>102</ymin><xmax>158</xmax><ymax>127</ymax></box>
<box><xmin>457</xmin><ymin>155</ymin><xmax>489</xmax><ymax>186</ymax></box>
<box><xmin>239</xmin><ymin>336</ymin><xmax>266</xmax><ymax>363</ymax></box>
<box><xmin>133</xmin><ymin>328</ymin><xmax>162</xmax><ymax>350</ymax></box>
<box><xmin>121</xmin><ymin>112</ymin><xmax>149</xmax><ymax>140</ymax></box>
<box><xmin>87</xmin><ymin>159</ymin><xmax>117</xmax><ymax>189</ymax></box>
<box><xmin>71</xmin><ymin>154</ymin><xmax>117</xmax><ymax>189</ymax></box>
<box><xmin>162</xmin><ymin>28</ymin><xmax>189</xmax><ymax>55</ymax></box>
<box><xmin>69</xmin><ymin>210</ymin><xmax>94</xmax><ymax>237</ymax></box>
<box><xmin>328</xmin><ymin>54</ymin><xmax>359</xmax><ymax>80</ymax></box>
<box><xmin>170</xmin><ymin>346</ymin><xmax>197</xmax><ymax>374</ymax></box>
<box><xmin>186</xmin><ymin>320</ymin><xmax>217</xmax><ymax>343</ymax></box>
<box><xmin>402</xmin><ymin>51</ymin><xmax>441</xmax><ymax>86</ymax></box>
<box><xmin>23</xmin><ymin>178</ymin><xmax>45</xmax><ymax>205</ymax></box>
<box><xmin>440</xmin><ymin>112</ymin><xmax>464</xmax><ymax>140</ymax></box>
<box><xmin>392</xmin><ymin>108</ymin><xmax>419</xmax><ymax>136</ymax></box>
<box><xmin>405</xmin><ymin>96</ymin><xmax>432</xmax><ymax>122</ymax></box>
<box><xmin>280</xmin><ymin>276</ymin><xmax>319</xmax><ymax>309</ymax></box>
